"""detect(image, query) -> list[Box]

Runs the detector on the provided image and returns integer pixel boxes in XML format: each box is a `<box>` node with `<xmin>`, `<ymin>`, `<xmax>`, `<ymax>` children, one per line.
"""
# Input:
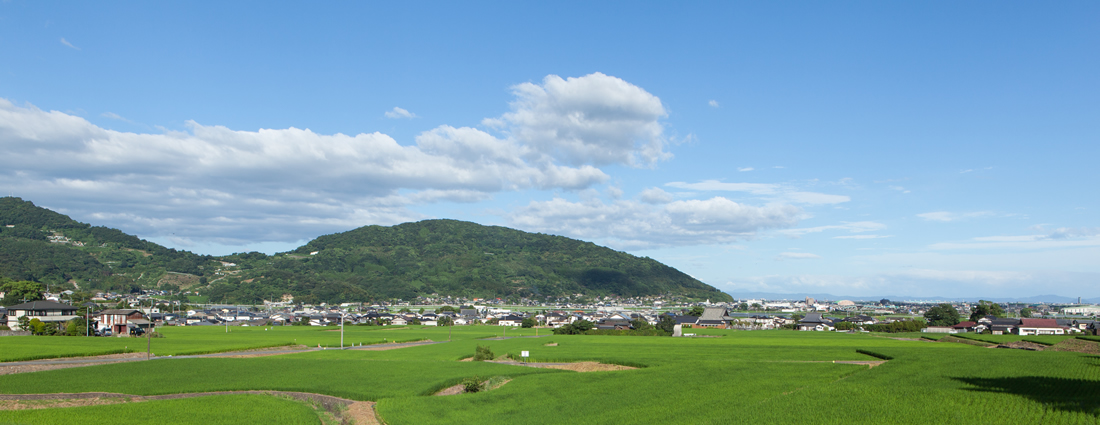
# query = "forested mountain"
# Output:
<box><xmin>0</xmin><ymin>197</ymin><xmax>732</xmax><ymax>304</ymax></box>
<box><xmin>0</xmin><ymin>197</ymin><xmax>216</xmax><ymax>293</ymax></box>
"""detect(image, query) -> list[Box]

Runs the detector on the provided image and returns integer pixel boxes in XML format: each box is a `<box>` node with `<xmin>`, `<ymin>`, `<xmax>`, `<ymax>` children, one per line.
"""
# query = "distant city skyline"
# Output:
<box><xmin>1</xmin><ymin>2</ymin><xmax>1097</xmax><ymax>299</ymax></box>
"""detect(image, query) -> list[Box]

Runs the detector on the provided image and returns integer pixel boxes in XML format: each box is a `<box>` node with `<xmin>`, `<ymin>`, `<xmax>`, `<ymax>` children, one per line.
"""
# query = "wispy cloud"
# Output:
<box><xmin>888</xmin><ymin>185</ymin><xmax>910</xmax><ymax>194</ymax></box>
<box><xmin>917</xmin><ymin>211</ymin><xmax>993</xmax><ymax>222</ymax></box>
<box><xmin>961</xmin><ymin>166</ymin><xmax>993</xmax><ymax>174</ymax></box>
<box><xmin>776</xmin><ymin>252</ymin><xmax>821</xmax><ymax>260</ymax></box>
<box><xmin>928</xmin><ymin>231</ymin><xmax>1100</xmax><ymax>250</ymax></box>
<box><xmin>666</xmin><ymin>179</ymin><xmax>850</xmax><ymax>205</ymax></box>
<box><xmin>101</xmin><ymin>112</ymin><xmax>135</xmax><ymax>124</ymax></box>
<box><xmin>737</xmin><ymin>167</ymin><xmax>753</xmax><ymax>172</ymax></box>
<box><xmin>667</xmin><ymin>180</ymin><xmax>777</xmax><ymax>194</ymax></box>
<box><xmin>383</xmin><ymin>107</ymin><xmax>416</xmax><ymax>119</ymax></box>
<box><xmin>60</xmin><ymin>38</ymin><xmax>80</xmax><ymax>50</ymax></box>
<box><xmin>708</xmin><ymin>100</ymin><xmax>719</xmax><ymax>108</ymax></box>
<box><xmin>780</xmin><ymin>221</ymin><xmax>886</xmax><ymax>237</ymax></box>
<box><xmin>833</xmin><ymin>234</ymin><xmax>893</xmax><ymax>239</ymax></box>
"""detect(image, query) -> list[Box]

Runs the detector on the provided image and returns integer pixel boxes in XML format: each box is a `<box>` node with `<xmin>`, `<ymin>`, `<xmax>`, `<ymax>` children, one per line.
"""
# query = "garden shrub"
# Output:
<box><xmin>473</xmin><ymin>345</ymin><xmax>495</xmax><ymax>361</ymax></box>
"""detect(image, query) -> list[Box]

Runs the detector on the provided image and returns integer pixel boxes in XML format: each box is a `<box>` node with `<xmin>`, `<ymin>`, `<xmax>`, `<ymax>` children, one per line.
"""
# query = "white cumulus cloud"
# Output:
<box><xmin>0</xmin><ymin>80</ymin><xmax>640</xmax><ymax>247</ymax></box>
<box><xmin>639</xmin><ymin>187</ymin><xmax>673</xmax><ymax>204</ymax></box>
<box><xmin>491</xmin><ymin>72</ymin><xmax>671</xmax><ymax>168</ymax></box>
<box><xmin>507</xmin><ymin>196</ymin><xmax>801</xmax><ymax>250</ymax></box>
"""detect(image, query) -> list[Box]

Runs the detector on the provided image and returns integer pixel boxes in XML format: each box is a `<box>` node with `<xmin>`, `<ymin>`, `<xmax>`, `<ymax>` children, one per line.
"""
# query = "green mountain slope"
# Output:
<box><xmin>0</xmin><ymin>197</ymin><xmax>215</xmax><ymax>293</ymax></box>
<box><xmin>0</xmin><ymin>197</ymin><xmax>732</xmax><ymax>304</ymax></box>
<box><xmin>209</xmin><ymin>219</ymin><xmax>730</xmax><ymax>304</ymax></box>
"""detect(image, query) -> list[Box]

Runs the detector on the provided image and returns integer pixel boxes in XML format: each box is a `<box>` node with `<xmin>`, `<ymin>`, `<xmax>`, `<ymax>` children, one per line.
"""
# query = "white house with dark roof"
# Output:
<box><xmin>1017</xmin><ymin>318</ymin><xmax>1065</xmax><ymax>335</ymax></box>
<box><xmin>797</xmin><ymin>312</ymin><xmax>834</xmax><ymax>331</ymax></box>
<box><xmin>6</xmin><ymin>301</ymin><xmax>79</xmax><ymax>331</ymax></box>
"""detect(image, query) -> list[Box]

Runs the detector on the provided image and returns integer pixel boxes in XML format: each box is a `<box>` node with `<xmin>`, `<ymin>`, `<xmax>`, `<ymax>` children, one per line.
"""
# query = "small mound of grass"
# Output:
<box><xmin>1048</xmin><ymin>338</ymin><xmax>1100</xmax><ymax>354</ymax></box>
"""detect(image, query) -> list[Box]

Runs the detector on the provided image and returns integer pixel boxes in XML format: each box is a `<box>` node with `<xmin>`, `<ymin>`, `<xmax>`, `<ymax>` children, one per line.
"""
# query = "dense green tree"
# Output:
<box><xmin>553</xmin><ymin>319</ymin><xmax>595</xmax><ymax>335</ymax></box>
<box><xmin>687</xmin><ymin>306</ymin><xmax>705</xmax><ymax>316</ymax></box>
<box><xmin>924</xmin><ymin>303</ymin><xmax>961</xmax><ymax>326</ymax></box>
<box><xmin>0</xmin><ymin>278</ymin><xmax>44</xmax><ymax>305</ymax></box>
<box><xmin>65</xmin><ymin>317</ymin><xmax>88</xmax><ymax>336</ymax></box>
<box><xmin>656</xmin><ymin>315</ymin><xmax>676</xmax><ymax>334</ymax></box>
<box><xmin>630</xmin><ymin>318</ymin><xmax>654</xmax><ymax>331</ymax></box>
<box><xmin>1020</xmin><ymin>307</ymin><xmax>1034</xmax><ymax>318</ymax></box>
<box><xmin>521</xmin><ymin>317</ymin><xmax>536</xmax><ymax>328</ymax></box>
<box><xmin>865</xmin><ymin>319</ymin><xmax>927</xmax><ymax>333</ymax></box>
<box><xmin>969</xmin><ymin>300</ymin><xmax>1006</xmax><ymax>322</ymax></box>
<box><xmin>834</xmin><ymin>321</ymin><xmax>857</xmax><ymax>331</ymax></box>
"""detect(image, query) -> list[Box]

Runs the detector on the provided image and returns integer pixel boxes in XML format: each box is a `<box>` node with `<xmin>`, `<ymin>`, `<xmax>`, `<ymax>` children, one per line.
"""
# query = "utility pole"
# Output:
<box><xmin>340</xmin><ymin>312</ymin><xmax>345</xmax><ymax>348</ymax></box>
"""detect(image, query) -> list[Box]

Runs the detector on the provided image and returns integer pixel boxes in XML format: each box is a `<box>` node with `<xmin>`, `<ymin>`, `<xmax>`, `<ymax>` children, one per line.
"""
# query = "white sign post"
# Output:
<box><xmin>521</xmin><ymin>350</ymin><xmax>529</xmax><ymax>364</ymax></box>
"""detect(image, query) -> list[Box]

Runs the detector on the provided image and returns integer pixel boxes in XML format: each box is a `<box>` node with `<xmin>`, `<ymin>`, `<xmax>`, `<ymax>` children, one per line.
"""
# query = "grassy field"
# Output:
<box><xmin>0</xmin><ymin>326</ymin><xmax>1097</xmax><ymax>424</ymax></box>
<box><xmin>0</xmin><ymin>324</ymin><xmax>526</xmax><ymax>361</ymax></box>
<box><xmin>0</xmin><ymin>394</ymin><xmax>321</xmax><ymax>425</ymax></box>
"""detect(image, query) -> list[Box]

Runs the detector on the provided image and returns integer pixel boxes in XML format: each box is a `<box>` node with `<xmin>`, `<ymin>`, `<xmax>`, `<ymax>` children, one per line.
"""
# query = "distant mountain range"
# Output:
<box><xmin>727</xmin><ymin>291</ymin><xmax>1099</xmax><ymax>305</ymax></box>
<box><xmin>0</xmin><ymin>197</ymin><xmax>731</xmax><ymax>304</ymax></box>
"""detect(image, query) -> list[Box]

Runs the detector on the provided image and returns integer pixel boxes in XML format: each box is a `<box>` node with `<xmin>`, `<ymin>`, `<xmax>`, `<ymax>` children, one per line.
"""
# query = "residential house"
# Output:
<box><xmin>952</xmin><ymin>321</ymin><xmax>977</xmax><ymax>333</ymax></box>
<box><xmin>988</xmin><ymin>318</ymin><xmax>1022</xmax><ymax>335</ymax></box>
<box><xmin>1017</xmin><ymin>318</ymin><xmax>1065</xmax><ymax>335</ymax></box>
<box><xmin>6</xmin><ymin>301</ymin><xmax>79</xmax><ymax>331</ymax></box>
<box><xmin>797</xmin><ymin>313</ymin><xmax>834</xmax><ymax>331</ymax></box>
<box><xmin>672</xmin><ymin>315</ymin><xmax>699</xmax><ymax>328</ymax></box>
<box><xmin>97</xmin><ymin>309</ymin><xmax>147</xmax><ymax>336</ymax></box>
<box><xmin>498</xmin><ymin>314</ymin><xmax>525</xmax><ymax>327</ymax></box>
<box><xmin>596</xmin><ymin>315</ymin><xmax>631</xmax><ymax>330</ymax></box>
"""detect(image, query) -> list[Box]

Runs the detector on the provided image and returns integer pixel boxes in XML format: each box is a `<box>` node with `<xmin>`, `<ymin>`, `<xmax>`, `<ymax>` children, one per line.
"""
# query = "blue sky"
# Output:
<box><xmin>1</xmin><ymin>2</ymin><xmax>1097</xmax><ymax>299</ymax></box>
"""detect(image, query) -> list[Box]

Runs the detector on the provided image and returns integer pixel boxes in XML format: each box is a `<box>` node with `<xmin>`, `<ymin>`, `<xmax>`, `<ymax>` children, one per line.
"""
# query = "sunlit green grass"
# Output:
<box><xmin>1</xmin><ymin>327</ymin><xmax>1097</xmax><ymax>424</ymax></box>
<box><xmin>0</xmin><ymin>394</ymin><xmax>321</xmax><ymax>425</ymax></box>
<box><xmin>0</xmin><ymin>324</ymin><xmax>523</xmax><ymax>361</ymax></box>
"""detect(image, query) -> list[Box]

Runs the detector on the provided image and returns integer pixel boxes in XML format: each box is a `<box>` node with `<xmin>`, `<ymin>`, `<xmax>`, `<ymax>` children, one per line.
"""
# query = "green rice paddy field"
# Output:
<box><xmin>1</xmin><ymin>326</ymin><xmax>1097</xmax><ymax>424</ymax></box>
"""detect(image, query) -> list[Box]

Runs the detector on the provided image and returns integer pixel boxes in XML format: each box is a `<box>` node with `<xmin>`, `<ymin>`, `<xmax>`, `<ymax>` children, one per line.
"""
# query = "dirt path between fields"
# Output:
<box><xmin>0</xmin><ymin>391</ymin><xmax>380</xmax><ymax>425</ymax></box>
<box><xmin>0</xmin><ymin>353</ymin><xmax>149</xmax><ymax>376</ymax></box>
<box><xmin>487</xmin><ymin>360</ymin><xmax>637</xmax><ymax>372</ymax></box>
<box><xmin>0</xmin><ymin>340</ymin><xmax>447</xmax><ymax>376</ymax></box>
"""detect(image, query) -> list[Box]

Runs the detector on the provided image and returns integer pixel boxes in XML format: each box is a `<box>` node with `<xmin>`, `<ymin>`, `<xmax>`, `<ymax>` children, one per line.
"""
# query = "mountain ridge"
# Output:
<box><xmin>0</xmin><ymin>197</ymin><xmax>731</xmax><ymax>304</ymax></box>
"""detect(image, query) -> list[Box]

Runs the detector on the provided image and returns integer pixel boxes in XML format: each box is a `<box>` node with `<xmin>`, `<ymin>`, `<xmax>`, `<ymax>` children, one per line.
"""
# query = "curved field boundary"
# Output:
<box><xmin>0</xmin><ymin>391</ymin><xmax>379</xmax><ymax>424</ymax></box>
<box><xmin>488</xmin><ymin>360</ymin><xmax>638</xmax><ymax>372</ymax></box>
<box><xmin>767</xmin><ymin>360</ymin><xmax>887</xmax><ymax>369</ymax></box>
